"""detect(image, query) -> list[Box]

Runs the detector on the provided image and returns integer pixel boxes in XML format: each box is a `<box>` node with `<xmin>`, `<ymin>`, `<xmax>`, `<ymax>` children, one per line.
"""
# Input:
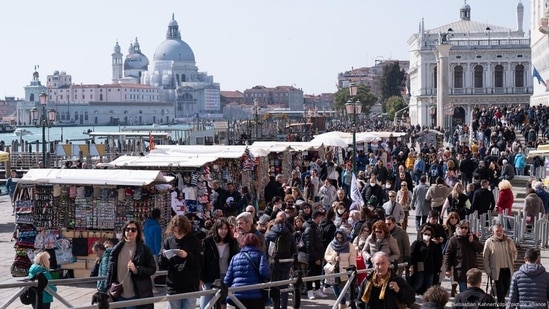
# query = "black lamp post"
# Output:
<box><xmin>345</xmin><ymin>83</ymin><xmax>362</xmax><ymax>174</ymax></box>
<box><xmin>31</xmin><ymin>92</ymin><xmax>56</xmax><ymax>168</ymax></box>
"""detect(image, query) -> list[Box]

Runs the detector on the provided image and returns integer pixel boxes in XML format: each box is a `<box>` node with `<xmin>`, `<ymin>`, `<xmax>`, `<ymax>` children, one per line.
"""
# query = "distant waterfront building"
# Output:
<box><xmin>337</xmin><ymin>60</ymin><xmax>410</xmax><ymax>100</ymax></box>
<box><xmin>531</xmin><ymin>0</ymin><xmax>549</xmax><ymax>105</ymax></box>
<box><xmin>16</xmin><ymin>14</ymin><xmax>220</xmax><ymax>126</ymax></box>
<box><xmin>243</xmin><ymin>85</ymin><xmax>304</xmax><ymax>111</ymax></box>
<box><xmin>407</xmin><ymin>1</ymin><xmax>531</xmax><ymax>127</ymax></box>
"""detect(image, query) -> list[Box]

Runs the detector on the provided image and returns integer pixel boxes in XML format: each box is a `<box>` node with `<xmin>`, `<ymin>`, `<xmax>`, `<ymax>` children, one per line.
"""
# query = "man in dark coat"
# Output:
<box><xmin>264</xmin><ymin>174</ymin><xmax>285</xmax><ymax>204</ymax></box>
<box><xmin>357</xmin><ymin>251</ymin><xmax>415</xmax><ymax>309</ymax></box>
<box><xmin>453</xmin><ymin>268</ymin><xmax>496</xmax><ymax>309</ymax></box>
<box><xmin>508</xmin><ymin>248</ymin><xmax>549</xmax><ymax>307</ymax></box>
<box><xmin>444</xmin><ymin>220</ymin><xmax>483</xmax><ymax>293</ymax></box>
<box><xmin>302</xmin><ymin>210</ymin><xmax>328</xmax><ymax>299</ymax></box>
<box><xmin>471</xmin><ymin>179</ymin><xmax>496</xmax><ymax>216</ymax></box>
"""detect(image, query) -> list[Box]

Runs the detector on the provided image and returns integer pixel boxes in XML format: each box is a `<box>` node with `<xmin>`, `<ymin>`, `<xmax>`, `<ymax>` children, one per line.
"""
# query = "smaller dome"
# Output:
<box><xmin>114</xmin><ymin>41</ymin><xmax>121</xmax><ymax>53</ymax></box>
<box><xmin>124</xmin><ymin>53</ymin><xmax>149</xmax><ymax>70</ymax></box>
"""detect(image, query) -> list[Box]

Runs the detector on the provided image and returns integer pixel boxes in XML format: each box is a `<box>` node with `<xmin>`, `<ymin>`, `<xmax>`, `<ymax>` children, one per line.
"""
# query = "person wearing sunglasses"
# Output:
<box><xmin>443</xmin><ymin>219</ymin><xmax>483</xmax><ymax>293</ymax></box>
<box><xmin>106</xmin><ymin>220</ymin><xmax>156</xmax><ymax>307</ymax></box>
<box><xmin>362</xmin><ymin>221</ymin><xmax>400</xmax><ymax>268</ymax></box>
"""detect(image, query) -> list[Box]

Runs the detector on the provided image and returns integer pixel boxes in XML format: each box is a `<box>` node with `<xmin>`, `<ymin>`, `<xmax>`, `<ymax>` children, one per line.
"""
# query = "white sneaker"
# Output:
<box><xmin>315</xmin><ymin>289</ymin><xmax>328</xmax><ymax>298</ymax></box>
<box><xmin>307</xmin><ymin>290</ymin><xmax>315</xmax><ymax>300</ymax></box>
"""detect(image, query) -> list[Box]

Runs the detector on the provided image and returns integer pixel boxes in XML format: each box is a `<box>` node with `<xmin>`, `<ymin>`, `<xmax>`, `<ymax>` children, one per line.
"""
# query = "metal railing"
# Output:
<box><xmin>0</xmin><ymin>261</ymin><xmax>408</xmax><ymax>309</ymax></box>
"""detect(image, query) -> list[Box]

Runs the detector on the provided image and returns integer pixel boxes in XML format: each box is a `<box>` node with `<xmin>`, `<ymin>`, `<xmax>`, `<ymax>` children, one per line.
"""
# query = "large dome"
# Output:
<box><xmin>153</xmin><ymin>39</ymin><xmax>195</xmax><ymax>62</ymax></box>
<box><xmin>153</xmin><ymin>15</ymin><xmax>195</xmax><ymax>63</ymax></box>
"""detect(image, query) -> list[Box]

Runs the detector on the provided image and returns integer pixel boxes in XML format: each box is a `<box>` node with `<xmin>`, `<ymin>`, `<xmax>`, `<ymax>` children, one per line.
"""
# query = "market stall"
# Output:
<box><xmin>11</xmin><ymin>169</ymin><xmax>173</xmax><ymax>278</ymax></box>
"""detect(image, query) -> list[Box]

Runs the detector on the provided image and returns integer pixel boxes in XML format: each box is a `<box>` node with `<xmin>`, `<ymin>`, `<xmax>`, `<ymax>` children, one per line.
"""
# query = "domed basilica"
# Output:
<box><xmin>113</xmin><ymin>14</ymin><xmax>221</xmax><ymax>118</ymax></box>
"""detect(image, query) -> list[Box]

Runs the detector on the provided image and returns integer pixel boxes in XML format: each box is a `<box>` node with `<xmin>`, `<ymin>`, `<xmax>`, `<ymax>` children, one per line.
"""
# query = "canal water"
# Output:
<box><xmin>0</xmin><ymin>124</ymin><xmax>192</xmax><ymax>145</ymax></box>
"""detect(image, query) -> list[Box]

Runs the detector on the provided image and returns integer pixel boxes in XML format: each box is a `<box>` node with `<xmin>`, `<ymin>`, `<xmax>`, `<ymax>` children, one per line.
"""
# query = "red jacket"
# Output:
<box><xmin>496</xmin><ymin>188</ymin><xmax>514</xmax><ymax>215</ymax></box>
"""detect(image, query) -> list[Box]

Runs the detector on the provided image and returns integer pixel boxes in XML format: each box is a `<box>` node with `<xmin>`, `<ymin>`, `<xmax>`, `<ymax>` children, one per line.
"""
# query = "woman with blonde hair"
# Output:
<box><xmin>497</xmin><ymin>180</ymin><xmax>514</xmax><ymax>216</ymax></box>
<box><xmin>28</xmin><ymin>251</ymin><xmax>57</xmax><ymax>309</ymax></box>
<box><xmin>396</xmin><ymin>181</ymin><xmax>412</xmax><ymax>230</ymax></box>
<box><xmin>441</xmin><ymin>182</ymin><xmax>469</xmax><ymax>220</ymax></box>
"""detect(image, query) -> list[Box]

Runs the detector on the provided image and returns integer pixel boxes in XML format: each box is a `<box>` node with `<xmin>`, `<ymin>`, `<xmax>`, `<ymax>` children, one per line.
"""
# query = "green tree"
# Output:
<box><xmin>333</xmin><ymin>84</ymin><xmax>377</xmax><ymax>116</ymax></box>
<box><xmin>385</xmin><ymin>96</ymin><xmax>407</xmax><ymax>120</ymax></box>
<box><xmin>380</xmin><ymin>61</ymin><xmax>406</xmax><ymax>111</ymax></box>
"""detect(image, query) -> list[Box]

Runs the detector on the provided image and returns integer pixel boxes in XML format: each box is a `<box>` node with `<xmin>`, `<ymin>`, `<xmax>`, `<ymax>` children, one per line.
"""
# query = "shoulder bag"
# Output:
<box><xmin>243</xmin><ymin>252</ymin><xmax>272</xmax><ymax>301</ymax></box>
<box><xmin>109</xmin><ymin>270</ymin><xmax>129</xmax><ymax>299</ymax></box>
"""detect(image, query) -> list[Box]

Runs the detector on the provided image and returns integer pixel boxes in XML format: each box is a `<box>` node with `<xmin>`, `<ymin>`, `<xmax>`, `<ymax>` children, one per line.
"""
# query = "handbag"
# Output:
<box><xmin>72</xmin><ymin>232</ymin><xmax>89</xmax><ymax>257</ymax></box>
<box><xmin>109</xmin><ymin>270</ymin><xmax>129</xmax><ymax>299</ymax></box>
<box><xmin>297</xmin><ymin>252</ymin><xmax>308</xmax><ymax>265</ymax></box>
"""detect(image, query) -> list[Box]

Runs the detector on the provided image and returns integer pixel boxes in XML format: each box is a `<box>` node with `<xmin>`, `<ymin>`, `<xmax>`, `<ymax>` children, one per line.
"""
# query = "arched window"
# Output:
<box><xmin>433</xmin><ymin>66</ymin><xmax>437</xmax><ymax>89</ymax></box>
<box><xmin>515</xmin><ymin>64</ymin><xmax>525</xmax><ymax>87</ymax></box>
<box><xmin>30</xmin><ymin>93</ymin><xmax>35</xmax><ymax>102</ymax></box>
<box><xmin>454</xmin><ymin>65</ymin><xmax>464</xmax><ymax>88</ymax></box>
<box><xmin>474</xmin><ymin>65</ymin><xmax>484</xmax><ymax>88</ymax></box>
<box><xmin>494</xmin><ymin>65</ymin><xmax>504</xmax><ymax>88</ymax></box>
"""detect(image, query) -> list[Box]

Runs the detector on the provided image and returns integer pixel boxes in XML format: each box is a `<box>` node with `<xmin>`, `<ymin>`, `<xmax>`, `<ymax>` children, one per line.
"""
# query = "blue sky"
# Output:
<box><xmin>0</xmin><ymin>0</ymin><xmax>529</xmax><ymax>98</ymax></box>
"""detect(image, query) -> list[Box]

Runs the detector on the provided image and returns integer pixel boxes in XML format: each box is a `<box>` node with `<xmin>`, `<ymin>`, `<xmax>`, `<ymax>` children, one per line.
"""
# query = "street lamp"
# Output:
<box><xmin>31</xmin><ymin>92</ymin><xmax>56</xmax><ymax>168</ymax></box>
<box><xmin>253</xmin><ymin>99</ymin><xmax>260</xmax><ymax>141</ymax></box>
<box><xmin>345</xmin><ymin>84</ymin><xmax>362</xmax><ymax>174</ymax></box>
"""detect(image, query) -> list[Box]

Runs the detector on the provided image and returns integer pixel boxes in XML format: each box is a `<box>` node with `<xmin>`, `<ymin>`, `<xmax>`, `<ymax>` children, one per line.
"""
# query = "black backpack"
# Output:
<box><xmin>272</xmin><ymin>232</ymin><xmax>293</xmax><ymax>260</ymax></box>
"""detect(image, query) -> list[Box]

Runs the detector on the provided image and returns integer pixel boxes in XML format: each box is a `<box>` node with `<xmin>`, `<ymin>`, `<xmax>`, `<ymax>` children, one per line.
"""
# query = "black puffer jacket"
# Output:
<box><xmin>302</xmin><ymin>219</ymin><xmax>323</xmax><ymax>263</ymax></box>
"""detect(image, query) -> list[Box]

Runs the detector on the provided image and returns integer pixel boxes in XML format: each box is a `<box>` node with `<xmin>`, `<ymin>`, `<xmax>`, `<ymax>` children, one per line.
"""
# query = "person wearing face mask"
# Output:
<box><xmin>482</xmin><ymin>223</ymin><xmax>517</xmax><ymax>306</ymax></box>
<box><xmin>408</xmin><ymin>226</ymin><xmax>442</xmax><ymax>295</ymax></box>
<box><xmin>348</xmin><ymin>210</ymin><xmax>365</xmax><ymax>241</ymax></box>
<box><xmin>381</xmin><ymin>180</ymin><xmax>393</xmax><ymax>204</ymax></box>
<box><xmin>362</xmin><ymin>175</ymin><xmax>383</xmax><ymax>209</ymax></box>
<box><xmin>444</xmin><ymin>220</ymin><xmax>483</xmax><ymax>293</ymax></box>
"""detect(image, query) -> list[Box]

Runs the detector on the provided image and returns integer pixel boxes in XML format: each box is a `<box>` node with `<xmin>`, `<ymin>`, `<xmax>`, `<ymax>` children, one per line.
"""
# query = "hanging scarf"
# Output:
<box><xmin>330</xmin><ymin>235</ymin><xmax>350</xmax><ymax>253</ymax></box>
<box><xmin>361</xmin><ymin>270</ymin><xmax>391</xmax><ymax>303</ymax></box>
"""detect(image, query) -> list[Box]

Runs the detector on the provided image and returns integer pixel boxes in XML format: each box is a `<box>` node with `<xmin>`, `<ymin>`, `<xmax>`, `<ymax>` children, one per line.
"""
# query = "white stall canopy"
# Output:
<box><xmin>20</xmin><ymin>169</ymin><xmax>174</xmax><ymax>186</ymax></box>
<box><xmin>101</xmin><ymin>145</ymin><xmax>267</xmax><ymax>168</ymax></box>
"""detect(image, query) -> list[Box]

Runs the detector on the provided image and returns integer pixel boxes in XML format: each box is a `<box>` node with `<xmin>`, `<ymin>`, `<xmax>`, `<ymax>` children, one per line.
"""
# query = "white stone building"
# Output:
<box><xmin>407</xmin><ymin>1</ymin><xmax>532</xmax><ymax>129</ymax></box>
<box><xmin>531</xmin><ymin>0</ymin><xmax>549</xmax><ymax>105</ymax></box>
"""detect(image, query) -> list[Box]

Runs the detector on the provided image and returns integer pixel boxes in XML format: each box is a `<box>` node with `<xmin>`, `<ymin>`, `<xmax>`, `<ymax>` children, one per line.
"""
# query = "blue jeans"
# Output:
<box><xmin>117</xmin><ymin>296</ymin><xmax>137</xmax><ymax>309</ymax></box>
<box><xmin>200</xmin><ymin>282</ymin><xmax>213</xmax><ymax>309</ymax></box>
<box><xmin>411</xmin><ymin>272</ymin><xmax>434</xmax><ymax>295</ymax></box>
<box><xmin>168</xmin><ymin>295</ymin><xmax>197</xmax><ymax>309</ymax></box>
<box><xmin>332</xmin><ymin>281</ymin><xmax>347</xmax><ymax>304</ymax></box>
<box><xmin>457</xmin><ymin>281</ymin><xmax>468</xmax><ymax>293</ymax></box>
<box><xmin>272</xmin><ymin>263</ymin><xmax>292</xmax><ymax>309</ymax></box>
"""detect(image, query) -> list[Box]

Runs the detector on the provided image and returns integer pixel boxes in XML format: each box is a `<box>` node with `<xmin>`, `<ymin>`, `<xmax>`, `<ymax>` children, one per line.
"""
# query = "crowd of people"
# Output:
<box><xmin>29</xmin><ymin>104</ymin><xmax>549</xmax><ymax>308</ymax></box>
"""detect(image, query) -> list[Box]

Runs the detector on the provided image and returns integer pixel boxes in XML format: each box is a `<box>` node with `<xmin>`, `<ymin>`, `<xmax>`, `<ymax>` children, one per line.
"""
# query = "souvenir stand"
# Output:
<box><xmin>11</xmin><ymin>169</ymin><xmax>173</xmax><ymax>278</ymax></box>
<box><xmin>250</xmin><ymin>142</ymin><xmax>318</xmax><ymax>208</ymax></box>
<box><xmin>102</xmin><ymin>145</ymin><xmax>263</xmax><ymax>217</ymax></box>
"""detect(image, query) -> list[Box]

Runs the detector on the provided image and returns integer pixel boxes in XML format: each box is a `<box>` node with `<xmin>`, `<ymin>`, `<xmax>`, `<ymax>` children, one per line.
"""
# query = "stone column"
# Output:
<box><xmin>434</xmin><ymin>44</ymin><xmax>452</xmax><ymax>129</ymax></box>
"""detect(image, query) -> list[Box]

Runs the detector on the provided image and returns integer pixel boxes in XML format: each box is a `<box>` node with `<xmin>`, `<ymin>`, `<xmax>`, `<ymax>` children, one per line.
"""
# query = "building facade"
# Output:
<box><xmin>142</xmin><ymin>14</ymin><xmax>220</xmax><ymax>118</ymax></box>
<box><xmin>407</xmin><ymin>2</ymin><xmax>531</xmax><ymax>128</ymax></box>
<box><xmin>243</xmin><ymin>85</ymin><xmax>304</xmax><ymax>111</ymax></box>
<box><xmin>16</xmin><ymin>14</ymin><xmax>220</xmax><ymax>126</ymax></box>
<box><xmin>531</xmin><ymin>0</ymin><xmax>549</xmax><ymax>105</ymax></box>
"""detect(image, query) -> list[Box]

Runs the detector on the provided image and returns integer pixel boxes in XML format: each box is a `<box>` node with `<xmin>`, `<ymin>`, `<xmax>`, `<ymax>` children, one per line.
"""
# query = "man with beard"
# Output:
<box><xmin>373</xmin><ymin>159</ymin><xmax>389</xmax><ymax>184</ymax></box>
<box><xmin>473</xmin><ymin>160</ymin><xmax>490</xmax><ymax>182</ymax></box>
<box><xmin>471</xmin><ymin>179</ymin><xmax>496</xmax><ymax>217</ymax></box>
<box><xmin>362</xmin><ymin>175</ymin><xmax>383</xmax><ymax>209</ymax></box>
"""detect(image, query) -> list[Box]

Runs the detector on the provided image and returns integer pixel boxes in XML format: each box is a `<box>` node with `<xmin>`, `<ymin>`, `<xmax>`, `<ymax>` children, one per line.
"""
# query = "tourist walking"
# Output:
<box><xmin>482</xmin><ymin>223</ymin><xmax>517</xmax><ymax>305</ymax></box>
